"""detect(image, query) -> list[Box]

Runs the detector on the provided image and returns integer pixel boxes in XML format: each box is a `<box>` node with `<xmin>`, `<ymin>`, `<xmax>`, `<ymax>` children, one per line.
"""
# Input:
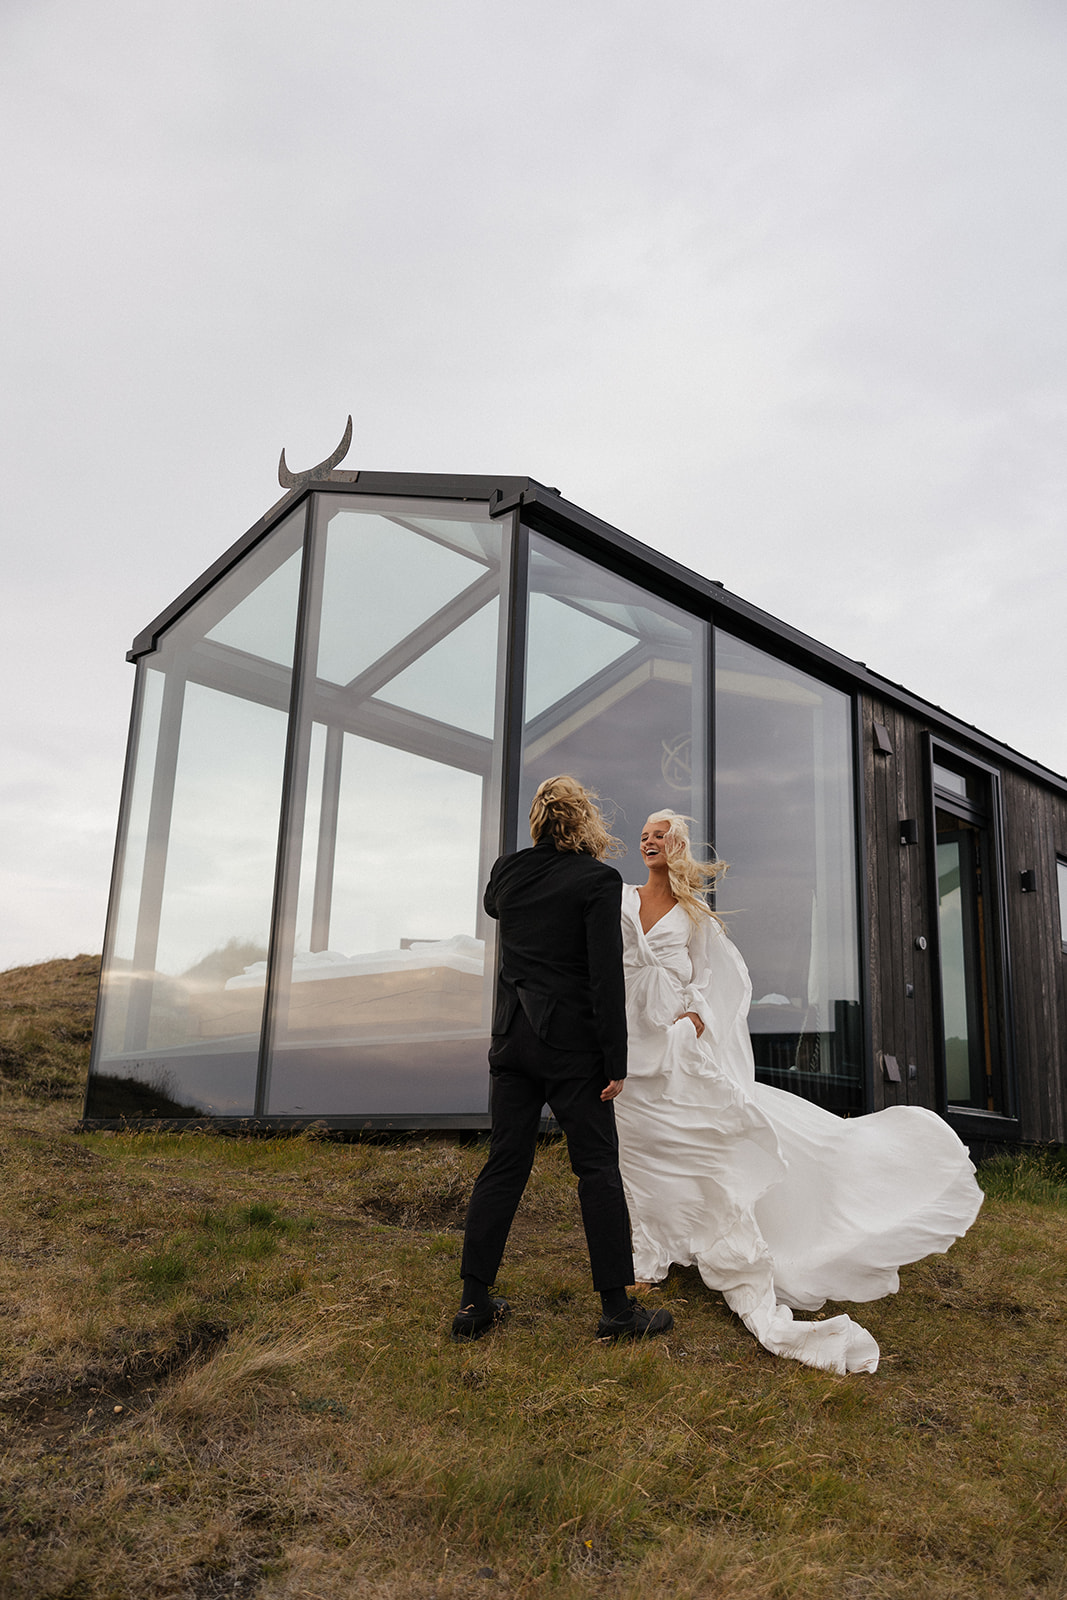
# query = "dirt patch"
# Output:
<box><xmin>182</xmin><ymin>1549</ymin><xmax>277</xmax><ymax>1600</ymax></box>
<box><xmin>0</xmin><ymin>1321</ymin><xmax>229</xmax><ymax>1442</ymax></box>
<box><xmin>893</xmin><ymin>1398</ymin><xmax>960</xmax><ymax>1433</ymax></box>
<box><xmin>360</xmin><ymin>1192</ymin><xmax>469</xmax><ymax>1229</ymax></box>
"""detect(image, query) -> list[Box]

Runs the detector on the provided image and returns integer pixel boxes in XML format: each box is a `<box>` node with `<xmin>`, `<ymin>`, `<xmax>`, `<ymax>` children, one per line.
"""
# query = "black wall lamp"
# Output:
<box><xmin>899</xmin><ymin>819</ymin><xmax>919</xmax><ymax>846</ymax></box>
<box><xmin>1020</xmin><ymin>868</ymin><xmax>1037</xmax><ymax>893</ymax></box>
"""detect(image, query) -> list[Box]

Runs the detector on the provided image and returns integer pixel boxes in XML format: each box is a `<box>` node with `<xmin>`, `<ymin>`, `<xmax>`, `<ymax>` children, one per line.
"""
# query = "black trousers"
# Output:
<box><xmin>460</xmin><ymin>1006</ymin><xmax>634</xmax><ymax>1292</ymax></box>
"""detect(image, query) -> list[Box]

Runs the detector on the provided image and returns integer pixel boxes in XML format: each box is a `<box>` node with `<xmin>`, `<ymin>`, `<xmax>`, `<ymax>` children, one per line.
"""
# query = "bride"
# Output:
<box><xmin>613</xmin><ymin>809</ymin><xmax>984</xmax><ymax>1374</ymax></box>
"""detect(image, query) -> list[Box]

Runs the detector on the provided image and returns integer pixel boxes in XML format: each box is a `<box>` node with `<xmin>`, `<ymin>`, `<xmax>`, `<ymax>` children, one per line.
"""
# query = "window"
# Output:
<box><xmin>88</xmin><ymin>508</ymin><xmax>307</xmax><ymax>1117</ymax></box>
<box><xmin>714</xmin><ymin>633</ymin><xmax>862</xmax><ymax>1111</ymax></box>
<box><xmin>520</xmin><ymin>533</ymin><xmax>708</xmax><ymax>873</ymax></box>
<box><xmin>929</xmin><ymin>742</ymin><xmax>1010</xmax><ymax>1115</ymax></box>
<box><xmin>263</xmin><ymin>499</ymin><xmax>508</xmax><ymax>1116</ymax></box>
<box><xmin>1058</xmin><ymin>858</ymin><xmax>1067</xmax><ymax>951</ymax></box>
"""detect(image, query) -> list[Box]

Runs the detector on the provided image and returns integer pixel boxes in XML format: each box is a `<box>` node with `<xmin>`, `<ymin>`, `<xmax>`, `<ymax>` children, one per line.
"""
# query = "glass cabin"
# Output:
<box><xmin>85</xmin><ymin>473</ymin><xmax>864</xmax><ymax>1127</ymax></box>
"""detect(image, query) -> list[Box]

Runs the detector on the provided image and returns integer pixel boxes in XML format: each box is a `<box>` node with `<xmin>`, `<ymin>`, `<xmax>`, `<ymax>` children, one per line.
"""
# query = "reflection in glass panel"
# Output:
<box><xmin>264</xmin><ymin>499</ymin><xmax>506</xmax><ymax>1116</ymax></box>
<box><xmin>520</xmin><ymin>535</ymin><xmax>708</xmax><ymax>871</ymax></box>
<box><xmin>933</xmin><ymin>762</ymin><xmax>969</xmax><ymax>800</ymax></box>
<box><xmin>934</xmin><ymin>800</ymin><xmax>1001</xmax><ymax>1111</ymax></box>
<box><xmin>715</xmin><ymin>632</ymin><xmax>862</xmax><ymax>1111</ymax></box>
<box><xmin>86</xmin><ymin>508</ymin><xmax>306</xmax><ymax>1118</ymax></box>
<box><xmin>525</xmin><ymin>592</ymin><xmax>639</xmax><ymax>721</ymax></box>
<box><xmin>106</xmin><ymin>665</ymin><xmax>164</xmax><ymax>973</ymax></box>
<box><xmin>937</xmin><ymin>834</ymin><xmax>973</xmax><ymax>1103</ymax></box>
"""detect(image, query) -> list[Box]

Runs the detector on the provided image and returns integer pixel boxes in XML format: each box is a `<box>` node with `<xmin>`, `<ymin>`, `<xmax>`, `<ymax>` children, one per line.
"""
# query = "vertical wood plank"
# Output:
<box><xmin>860</xmin><ymin>694</ymin><xmax>1067</xmax><ymax>1141</ymax></box>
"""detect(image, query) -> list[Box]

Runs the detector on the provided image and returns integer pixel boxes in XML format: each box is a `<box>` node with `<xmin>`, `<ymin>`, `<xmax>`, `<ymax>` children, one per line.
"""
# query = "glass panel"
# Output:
<box><xmin>521</xmin><ymin>534</ymin><xmax>708</xmax><ymax>868</ymax></box>
<box><xmin>1059</xmin><ymin>859</ymin><xmax>1067</xmax><ymax>949</ymax></box>
<box><xmin>935</xmin><ymin>803</ymin><xmax>1002</xmax><ymax>1111</ymax></box>
<box><xmin>524</xmin><ymin>591</ymin><xmax>639</xmax><ymax>721</ymax></box>
<box><xmin>206</xmin><ymin>549</ymin><xmax>302</xmax><ymax>664</ymax></box>
<box><xmin>316</xmin><ymin>512</ymin><xmax>492</xmax><ymax>687</ymax></box>
<box><xmin>85</xmin><ymin>507</ymin><xmax>306</xmax><ymax>1118</ymax></box>
<box><xmin>933</xmin><ymin>762</ymin><xmax>969</xmax><ymax>800</ymax></box>
<box><xmin>936</xmin><ymin>833</ymin><xmax>974</xmax><ymax>1103</ymax></box>
<box><xmin>264</xmin><ymin>498</ymin><xmax>507</xmax><ymax>1116</ymax></box>
<box><xmin>105</xmin><ymin>664</ymin><xmax>164</xmax><ymax>975</ymax></box>
<box><xmin>715</xmin><ymin>632</ymin><xmax>862</xmax><ymax>1112</ymax></box>
<box><xmin>377</xmin><ymin>601</ymin><xmax>499</xmax><ymax>735</ymax></box>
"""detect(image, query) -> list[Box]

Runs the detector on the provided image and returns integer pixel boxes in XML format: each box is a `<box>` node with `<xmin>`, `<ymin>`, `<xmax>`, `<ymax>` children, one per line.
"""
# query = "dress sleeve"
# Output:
<box><xmin>682</xmin><ymin>915</ymin><xmax>759</xmax><ymax>1089</ymax></box>
<box><xmin>680</xmin><ymin>913</ymin><xmax>719</xmax><ymax>1037</ymax></box>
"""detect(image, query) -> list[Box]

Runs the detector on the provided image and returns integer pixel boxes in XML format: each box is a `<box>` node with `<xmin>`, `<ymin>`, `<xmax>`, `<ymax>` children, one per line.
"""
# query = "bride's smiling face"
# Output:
<box><xmin>640</xmin><ymin>818</ymin><xmax>674</xmax><ymax>868</ymax></box>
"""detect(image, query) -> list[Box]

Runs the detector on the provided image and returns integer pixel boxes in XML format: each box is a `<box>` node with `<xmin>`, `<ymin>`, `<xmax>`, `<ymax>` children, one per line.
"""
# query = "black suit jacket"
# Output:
<box><xmin>483</xmin><ymin>838</ymin><xmax>627</xmax><ymax>1077</ymax></box>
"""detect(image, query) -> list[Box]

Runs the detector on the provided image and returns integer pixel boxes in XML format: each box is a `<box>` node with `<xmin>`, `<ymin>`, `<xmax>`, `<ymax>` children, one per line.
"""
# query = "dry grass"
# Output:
<box><xmin>0</xmin><ymin>960</ymin><xmax>1065</xmax><ymax>1598</ymax></box>
<box><xmin>0</xmin><ymin>954</ymin><xmax>99</xmax><ymax>1104</ymax></box>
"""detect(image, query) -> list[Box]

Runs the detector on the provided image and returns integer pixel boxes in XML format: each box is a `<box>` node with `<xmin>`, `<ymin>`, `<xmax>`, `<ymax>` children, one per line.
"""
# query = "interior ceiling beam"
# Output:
<box><xmin>182</xmin><ymin>638</ymin><xmax>492</xmax><ymax>775</ymax></box>
<box><xmin>341</xmin><ymin>568</ymin><xmax>501</xmax><ymax>704</ymax></box>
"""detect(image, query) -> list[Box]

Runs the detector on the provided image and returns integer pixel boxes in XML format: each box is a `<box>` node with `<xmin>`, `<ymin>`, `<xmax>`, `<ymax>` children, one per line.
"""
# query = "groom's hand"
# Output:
<box><xmin>601</xmin><ymin>1079</ymin><xmax>624</xmax><ymax>1101</ymax></box>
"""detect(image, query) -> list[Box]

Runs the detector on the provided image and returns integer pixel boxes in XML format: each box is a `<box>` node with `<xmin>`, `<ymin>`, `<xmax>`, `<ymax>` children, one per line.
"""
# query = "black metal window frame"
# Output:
<box><xmin>852</xmin><ymin>693</ymin><xmax>876</xmax><ymax>1114</ymax></box>
<box><xmin>923</xmin><ymin>733</ymin><xmax>1020</xmax><ymax>1134</ymax></box>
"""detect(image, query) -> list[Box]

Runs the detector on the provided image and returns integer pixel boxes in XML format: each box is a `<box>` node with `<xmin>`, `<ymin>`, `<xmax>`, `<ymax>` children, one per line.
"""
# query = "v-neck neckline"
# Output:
<box><xmin>630</xmin><ymin>886</ymin><xmax>680</xmax><ymax>938</ymax></box>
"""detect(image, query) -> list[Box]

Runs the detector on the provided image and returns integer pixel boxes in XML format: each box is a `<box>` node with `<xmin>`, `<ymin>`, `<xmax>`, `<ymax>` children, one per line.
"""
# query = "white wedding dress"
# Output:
<box><xmin>613</xmin><ymin>885</ymin><xmax>984</xmax><ymax>1374</ymax></box>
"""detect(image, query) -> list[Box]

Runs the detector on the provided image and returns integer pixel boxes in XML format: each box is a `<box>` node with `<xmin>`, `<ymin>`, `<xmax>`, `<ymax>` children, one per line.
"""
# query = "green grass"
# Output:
<box><xmin>977</xmin><ymin>1146</ymin><xmax>1067</xmax><ymax>1209</ymax></box>
<box><xmin>0</xmin><ymin>958</ymin><xmax>1065</xmax><ymax>1597</ymax></box>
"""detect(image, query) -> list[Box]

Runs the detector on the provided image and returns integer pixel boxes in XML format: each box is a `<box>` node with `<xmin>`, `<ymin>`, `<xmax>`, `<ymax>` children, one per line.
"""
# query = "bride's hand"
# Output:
<box><xmin>679</xmin><ymin>1010</ymin><xmax>705</xmax><ymax>1038</ymax></box>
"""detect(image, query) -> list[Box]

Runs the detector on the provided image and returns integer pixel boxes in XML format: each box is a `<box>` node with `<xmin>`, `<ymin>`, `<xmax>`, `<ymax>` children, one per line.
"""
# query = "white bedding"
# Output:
<box><xmin>224</xmin><ymin>934</ymin><xmax>485</xmax><ymax>990</ymax></box>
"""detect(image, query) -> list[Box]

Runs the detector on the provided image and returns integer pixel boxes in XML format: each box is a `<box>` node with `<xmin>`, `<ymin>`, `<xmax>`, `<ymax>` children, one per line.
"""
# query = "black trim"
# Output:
<box><xmin>78</xmin><ymin>1113</ymin><xmax>493</xmax><ymax>1134</ymax></box>
<box><xmin>852</xmin><ymin>693</ymin><xmax>876</xmax><ymax>1114</ymax></box>
<box><xmin>254</xmin><ymin>499</ymin><xmax>315</xmax><ymax>1115</ymax></box>
<box><xmin>945</xmin><ymin>1110</ymin><xmax>1022</xmax><ymax>1150</ymax></box>
<box><xmin>500</xmin><ymin>521</ymin><xmax>530</xmax><ymax>854</ymax></box>
<box><xmin>705</xmin><ymin>619</ymin><xmax>716</xmax><ymax>870</ymax></box>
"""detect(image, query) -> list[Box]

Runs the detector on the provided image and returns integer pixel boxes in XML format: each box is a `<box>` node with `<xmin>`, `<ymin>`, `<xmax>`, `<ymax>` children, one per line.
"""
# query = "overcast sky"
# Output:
<box><xmin>2</xmin><ymin>0</ymin><xmax>1065</xmax><ymax>970</ymax></box>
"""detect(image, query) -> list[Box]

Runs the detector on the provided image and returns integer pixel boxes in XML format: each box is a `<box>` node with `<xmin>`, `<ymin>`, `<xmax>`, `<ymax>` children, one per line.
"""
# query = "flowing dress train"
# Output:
<box><xmin>613</xmin><ymin>885</ymin><xmax>984</xmax><ymax>1374</ymax></box>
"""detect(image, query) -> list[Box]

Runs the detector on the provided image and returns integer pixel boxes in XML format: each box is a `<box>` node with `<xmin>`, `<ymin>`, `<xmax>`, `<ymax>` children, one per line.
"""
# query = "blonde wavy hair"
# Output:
<box><xmin>529</xmin><ymin>775</ymin><xmax>625</xmax><ymax>860</ymax></box>
<box><xmin>644</xmin><ymin>809</ymin><xmax>727</xmax><ymax>925</ymax></box>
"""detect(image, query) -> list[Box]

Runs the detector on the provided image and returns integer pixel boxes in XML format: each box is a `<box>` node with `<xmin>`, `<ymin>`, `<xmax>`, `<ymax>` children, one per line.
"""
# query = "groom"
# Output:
<box><xmin>453</xmin><ymin>775</ymin><xmax>673</xmax><ymax>1343</ymax></box>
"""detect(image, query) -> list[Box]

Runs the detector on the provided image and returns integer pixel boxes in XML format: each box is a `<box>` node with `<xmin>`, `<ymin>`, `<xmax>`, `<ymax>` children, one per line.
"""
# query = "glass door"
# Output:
<box><xmin>931</xmin><ymin>752</ymin><xmax>1009</xmax><ymax>1115</ymax></box>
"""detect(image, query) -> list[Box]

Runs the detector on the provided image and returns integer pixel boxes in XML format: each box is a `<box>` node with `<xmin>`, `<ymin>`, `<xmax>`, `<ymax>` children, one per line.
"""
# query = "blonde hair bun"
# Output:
<box><xmin>529</xmin><ymin>776</ymin><xmax>624</xmax><ymax>860</ymax></box>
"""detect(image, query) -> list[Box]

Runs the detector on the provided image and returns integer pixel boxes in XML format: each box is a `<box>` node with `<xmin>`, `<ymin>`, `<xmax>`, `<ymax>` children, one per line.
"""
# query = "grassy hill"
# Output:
<box><xmin>0</xmin><ymin>958</ymin><xmax>1064</xmax><ymax>1598</ymax></box>
<box><xmin>0</xmin><ymin>954</ymin><xmax>99</xmax><ymax>1106</ymax></box>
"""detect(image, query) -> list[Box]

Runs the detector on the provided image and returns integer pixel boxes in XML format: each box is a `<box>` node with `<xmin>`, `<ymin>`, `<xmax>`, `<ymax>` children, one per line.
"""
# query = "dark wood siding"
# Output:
<box><xmin>998</xmin><ymin>765</ymin><xmax>1067</xmax><ymax>1142</ymax></box>
<box><xmin>862</xmin><ymin>692</ymin><xmax>1067</xmax><ymax>1145</ymax></box>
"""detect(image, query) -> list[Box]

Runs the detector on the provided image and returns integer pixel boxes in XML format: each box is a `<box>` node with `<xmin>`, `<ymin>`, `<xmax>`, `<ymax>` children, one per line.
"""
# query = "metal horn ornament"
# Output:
<box><xmin>278</xmin><ymin>415</ymin><xmax>355</xmax><ymax>488</ymax></box>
